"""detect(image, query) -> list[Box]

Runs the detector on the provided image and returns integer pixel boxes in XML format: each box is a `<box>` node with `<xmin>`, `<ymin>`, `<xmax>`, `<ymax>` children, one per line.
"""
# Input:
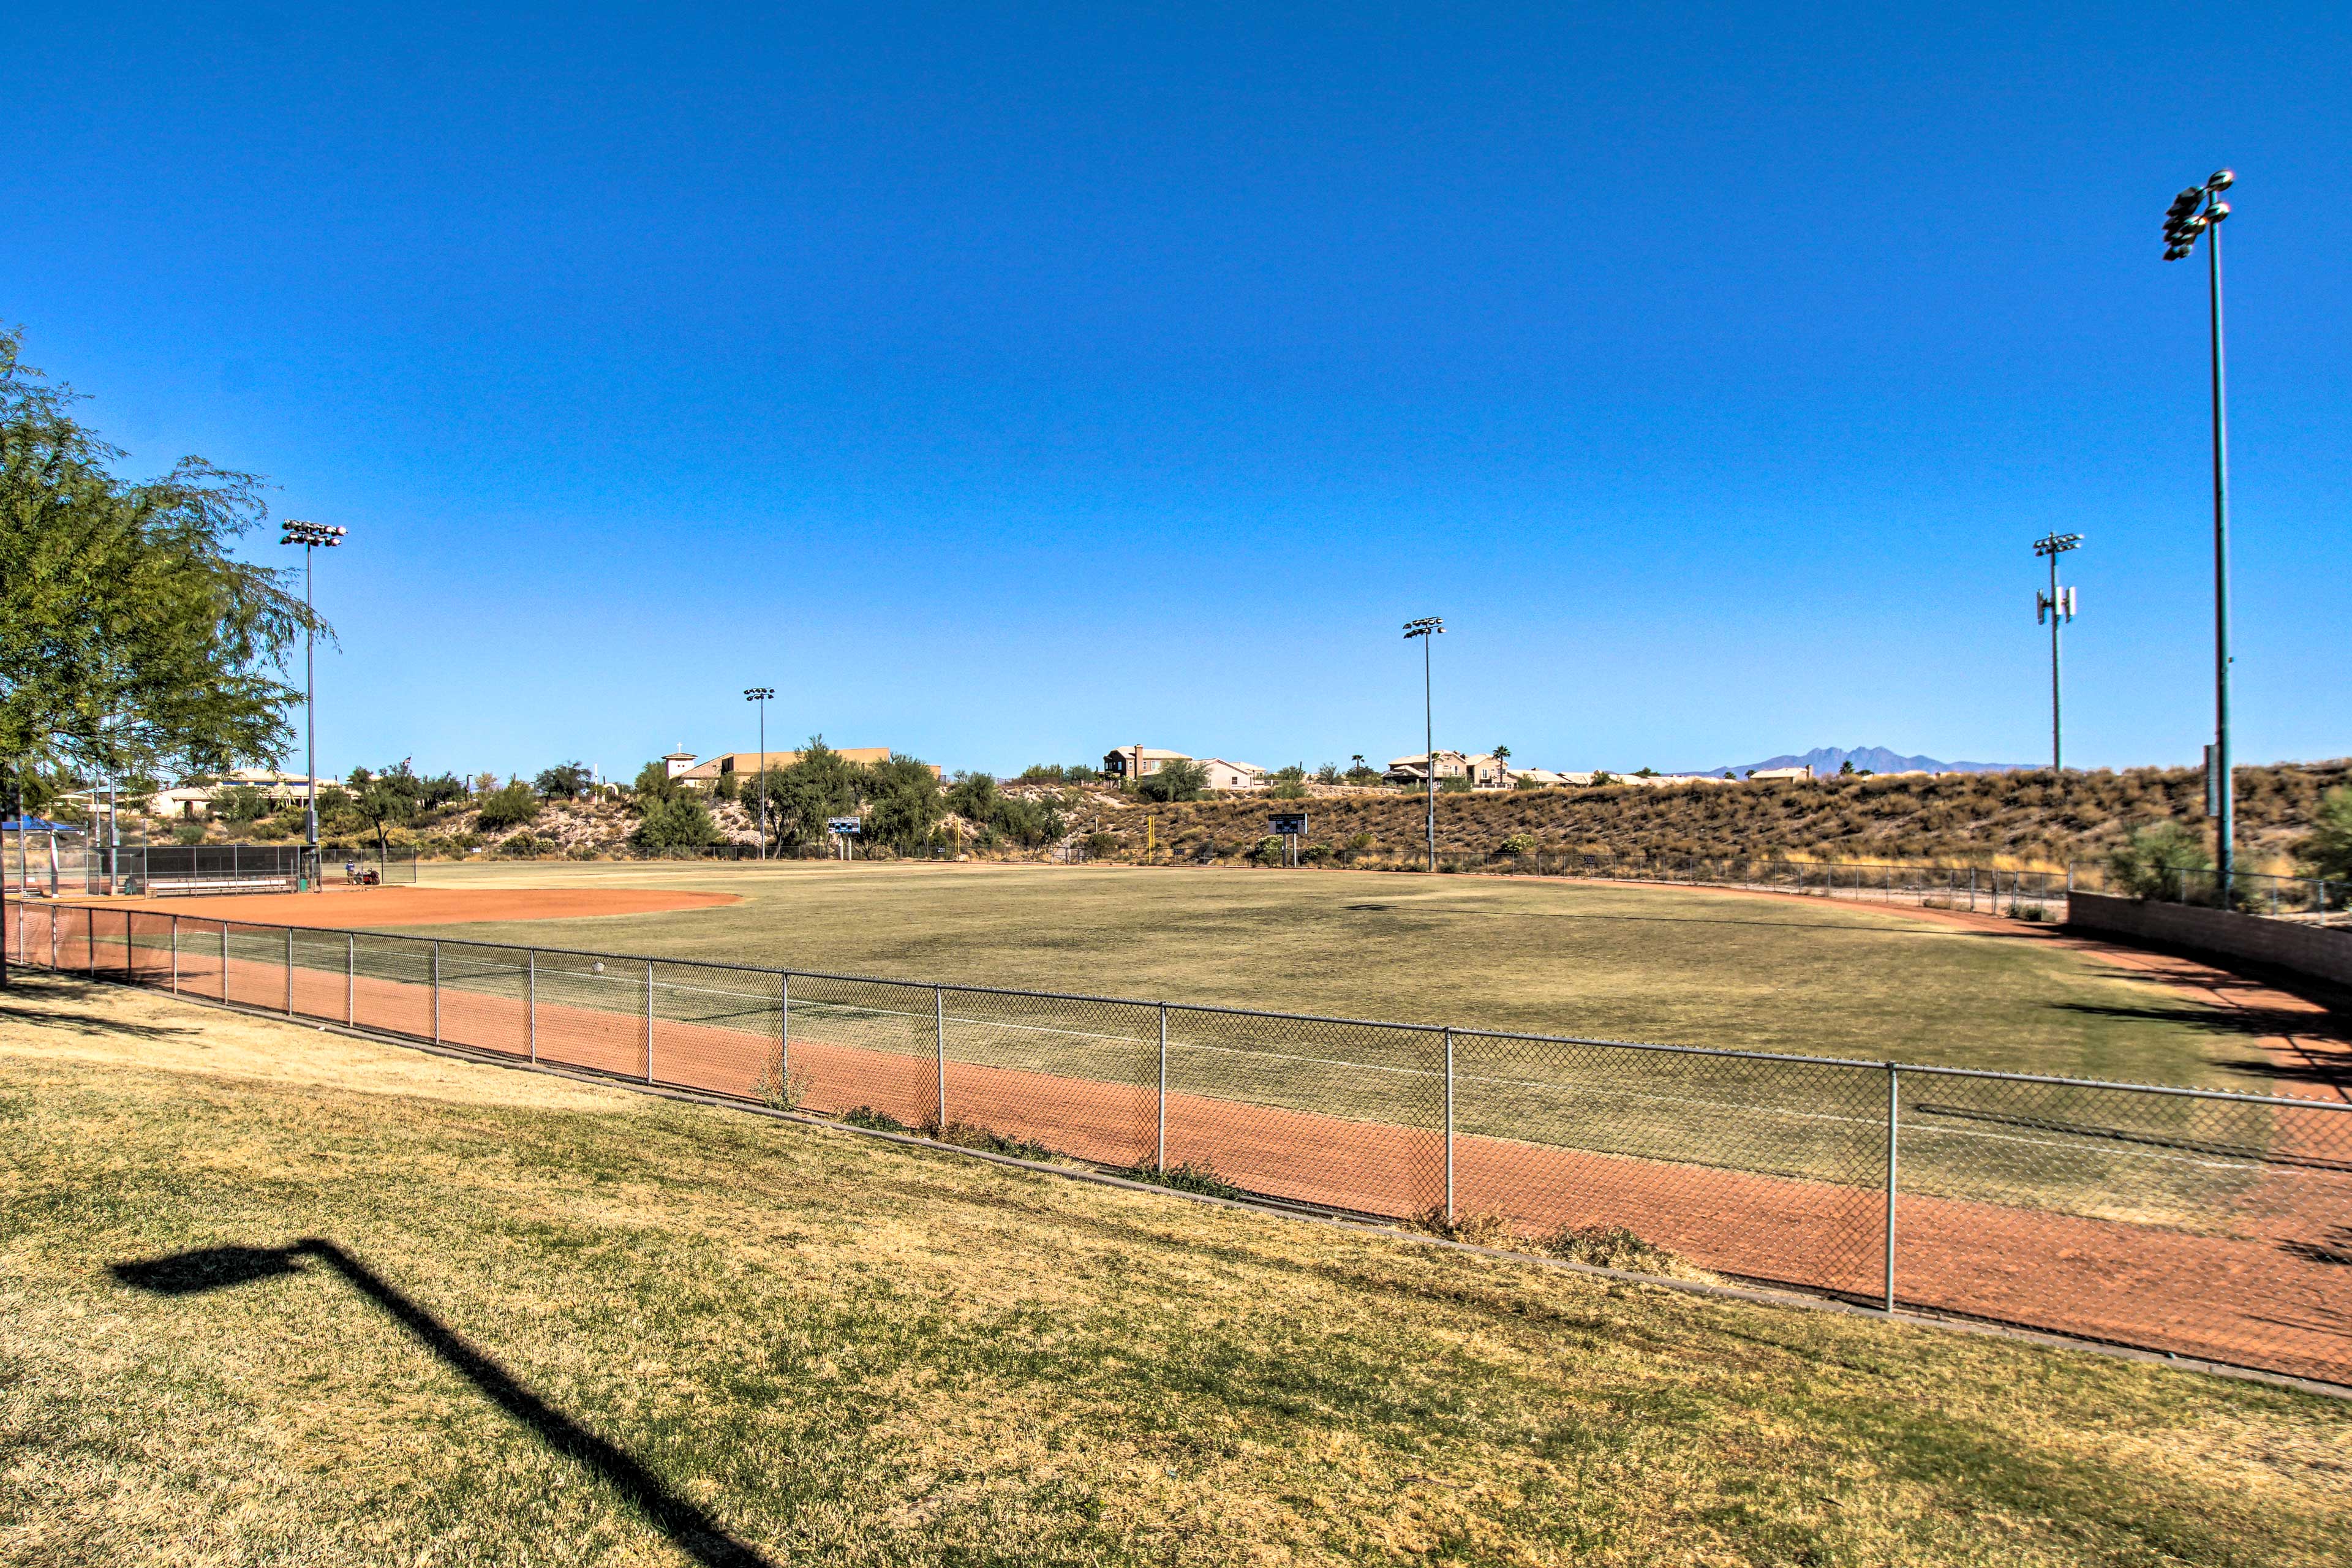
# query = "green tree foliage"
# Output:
<box><xmin>1017</xmin><ymin>763</ymin><xmax>1099</xmax><ymax>784</ymax></box>
<box><xmin>1344</xmin><ymin>755</ymin><xmax>1382</xmax><ymax>785</ymax></box>
<box><xmin>768</xmin><ymin>738</ymin><xmax>865</xmax><ymax>851</ymax></box>
<box><xmin>534</xmin><ymin>761</ymin><xmax>591</xmax><ymax>801</ymax></box>
<box><xmin>217</xmin><ymin>785</ymin><xmax>269</xmax><ymax>824</ymax></box>
<box><xmin>2105</xmin><ymin>822</ymin><xmax>2212</xmax><ymax>898</ymax></box>
<box><xmin>1</xmin><ymin>326</ymin><xmax>323</xmax><ymax>785</ymax></box>
<box><xmin>2296</xmin><ymin>788</ymin><xmax>2352</xmax><ymax>883</ymax></box>
<box><xmin>864</xmin><ymin>755</ymin><xmax>946</xmax><ymax>852</ymax></box>
<box><xmin>1134</xmin><ymin>759</ymin><xmax>1208</xmax><ymax>804</ymax></box>
<box><xmin>346</xmin><ymin>764</ymin><xmax>424</xmax><ymax>857</ymax></box>
<box><xmin>631</xmin><ymin>794</ymin><xmax>721</xmax><ymax>851</ymax></box>
<box><xmin>631</xmin><ymin>761</ymin><xmax>678</xmax><ymax>805</ymax></box>
<box><xmin>475</xmin><ymin>782</ymin><xmax>541</xmax><ymax>832</ymax></box>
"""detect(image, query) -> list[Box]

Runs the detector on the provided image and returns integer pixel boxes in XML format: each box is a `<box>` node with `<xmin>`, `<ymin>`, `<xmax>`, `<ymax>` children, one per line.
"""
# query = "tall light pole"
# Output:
<box><xmin>2162</xmin><ymin>169</ymin><xmax>2236</xmax><ymax>886</ymax></box>
<box><xmin>280</xmin><ymin>519</ymin><xmax>345</xmax><ymax>886</ymax></box>
<box><xmin>744</xmin><ymin>687</ymin><xmax>774</xmax><ymax>860</ymax></box>
<box><xmin>2033</xmin><ymin>532</ymin><xmax>2082</xmax><ymax>772</ymax></box>
<box><xmin>1403</xmin><ymin>617</ymin><xmax>1444</xmax><ymax>871</ymax></box>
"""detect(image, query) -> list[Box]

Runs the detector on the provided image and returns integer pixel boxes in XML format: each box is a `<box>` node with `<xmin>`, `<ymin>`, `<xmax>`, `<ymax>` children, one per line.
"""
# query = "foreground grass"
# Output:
<box><xmin>415</xmin><ymin>860</ymin><xmax>2286</xmax><ymax>1088</ymax></box>
<box><xmin>3</xmin><ymin>976</ymin><xmax>2346</xmax><ymax>1567</ymax></box>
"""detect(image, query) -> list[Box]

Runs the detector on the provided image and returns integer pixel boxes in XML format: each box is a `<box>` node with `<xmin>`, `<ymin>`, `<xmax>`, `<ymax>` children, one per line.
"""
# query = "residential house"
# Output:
<box><xmin>1385</xmin><ymin>751</ymin><xmax>1469</xmax><ymax>785</ymax></box>
<box><xmin>671</xmin><ymin>748</ymin><xmax>941</xmax><ymax>790</ymax></box>
<box><xmin>1195</xmin><ymin>758</ymin><xmax>1267</xmax><ymax>791</ymax></box>
<box><xmin>130</xmin><ymin>769</ymin><xmax>331</xmax><ymax>819</ymax></box>
<box><xmin>1102</xmin><ymin>746</ymin><xmax>1191</xmax><ymax>782</ymax></box>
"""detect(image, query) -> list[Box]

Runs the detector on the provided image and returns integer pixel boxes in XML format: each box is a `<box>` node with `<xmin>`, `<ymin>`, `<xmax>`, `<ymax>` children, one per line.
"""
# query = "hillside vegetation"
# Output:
<box><xmin>1066</xmin><ymin>760</ymin><xmax>2351</xmax><ymax>873</ymax></box>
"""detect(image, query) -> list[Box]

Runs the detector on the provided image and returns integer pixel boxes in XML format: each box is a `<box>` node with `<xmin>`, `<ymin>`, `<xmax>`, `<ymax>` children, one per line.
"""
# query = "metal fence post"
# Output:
<box><xmin>1883</xmin><ymin>1063</ymin><xmax>1899</xmax><ymax>1313</ymax></box>
<box><xmin>346</xmin><ymin>932</ymin><xmax>355</xmax><ymax>1027</ymax></box>
<box><xmin>1156</xmin><ymin>1003</ymin><xmax>1168</xmax><ymax>1174</ymax></box>
<box><xmin>527</xmin><ymin>950</ymin><xmax>537</xmax><ymax>1063</ymax></box>
<box><xmin>779</xmin><ymin>971</ymin><xmax>790</xmax><ymax>1085</ymax></box>
<box><xmin>935</xmin><ymin>985</ymin><xmax>948</xmax><ymax>1132</ymax></box>
<box><xmin>171</xmin><ymin>915</ymin><xmax>179</xmax><ymax>994</ymax></box>
<box><xmin>1444</xmin><ymin>1026</ymin><xmax>1457</xmax><ymax>1226</ymax></box>
<box><xmin>219</xmin><ymin>924</ymin><xmax>227</xmax><ymax>1001</ymax></box>
<box><xmin>285</xmin><ymin>927</ymin><xmax>294</xmax><ymax>1015</ymax></box>
<box><xmin>644</xmin><ymin>960</ymin><xmax>655</xmax><ymax>1083</ymax></box>
<box><xmin>432</xmin><ymin>941</ymin><xmax>442</xmax><ymax>1044</ymax></box>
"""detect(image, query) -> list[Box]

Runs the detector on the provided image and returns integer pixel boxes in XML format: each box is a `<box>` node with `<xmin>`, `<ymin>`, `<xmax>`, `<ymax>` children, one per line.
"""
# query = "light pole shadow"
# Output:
<box><xmin>111</xmin><ymin>1240</ymin><xmax>777</xmax><ymax>1568</ymax></box>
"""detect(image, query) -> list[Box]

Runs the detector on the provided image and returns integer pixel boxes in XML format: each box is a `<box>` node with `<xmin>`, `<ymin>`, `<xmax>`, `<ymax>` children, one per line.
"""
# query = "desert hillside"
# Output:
<box><xmin>1061</xmin><ymin>760</ymin><xmax>2350</xmax><ymax>872</ymax></box>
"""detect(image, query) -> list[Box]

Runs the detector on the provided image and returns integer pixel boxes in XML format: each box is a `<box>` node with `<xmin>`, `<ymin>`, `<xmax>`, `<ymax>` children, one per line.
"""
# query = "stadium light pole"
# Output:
<box><xmin>1403</xmin><ymin>617</ymin><xmax>1444</xmax><ymax>871</ymax></box>
<box><xmin>2162</xmin><ymin>169</ymin><xmax>2237</xmax><ymax>887</ymax></box>
<box><xmin>280</xmin><ymin>520</ymin><xmax>345</xmax><ymax>886</ymax></box>
<box><xmin>2033</xmin><ymin>532</ymin><xmax>2082</xmax><ymax>772</ymax></box>
<box><xmin>744</xmin><ymin>687</ymin><xmax>774</xmax><ymax>860</ymax></box>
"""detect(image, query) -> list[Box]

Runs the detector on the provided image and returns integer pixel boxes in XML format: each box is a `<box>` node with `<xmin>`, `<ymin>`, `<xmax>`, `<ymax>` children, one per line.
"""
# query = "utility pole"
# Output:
<box><xmin>280</xmin><ymin>520</ymin><xmax>345</xmax><ymax>888</ymax></box>
<box><xmin>744</xmin><ymin>687</ymin><xmax>774</xmax><ymax>859</ymax></box>
<box><xmin>2034</xmin><ymin>532</ymin><xmax>2082</xmax><ymax>771</ymax></box>
<box><xmin>2162</xmin><ymin>170</ymin><xmax>2237</xmax><ymax>886</ymax></box>
<box><xmin>1403</xmin><ymin>617</ymin><xmax>1444</xmax><ymax>871</ymax></box>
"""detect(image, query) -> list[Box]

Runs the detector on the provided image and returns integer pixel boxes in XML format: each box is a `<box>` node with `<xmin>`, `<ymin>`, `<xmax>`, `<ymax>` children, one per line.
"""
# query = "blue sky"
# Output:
<box><xmin>9</xmin><ymin>2</ymin><xmax>2346</xmax><ymax>780</ymax></box>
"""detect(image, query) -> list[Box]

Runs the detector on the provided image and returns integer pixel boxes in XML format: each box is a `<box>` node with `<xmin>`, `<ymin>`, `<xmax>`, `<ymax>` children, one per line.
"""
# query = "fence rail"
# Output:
<box><xmin>1</xmin><ymin>837</ymin><xmax>419</xmax><ymax>895</ymax></box>
<box><xmin>8</xmin><ymin>895</ymin><xmax>2348</xmax><ymax>1387</ymax></box>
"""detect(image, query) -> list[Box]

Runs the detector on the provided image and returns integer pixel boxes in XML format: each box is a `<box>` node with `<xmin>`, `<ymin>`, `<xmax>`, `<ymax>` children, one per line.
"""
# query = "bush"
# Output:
<box><xmin>500</xmin><ymin>832</ymin><xmax>545</xmax><ymax>857</ymax></box>
<box><xmin>1082</xmin><ymin>831</ymin><xmax>1118</xmax><ymax>860</ymax></box>
<box><xmin>632</xmin><ymin>794</ymin><xmax>722</xmax><ymax>850</ymax></box>
<box><xmin>2298</xmin><ymin>787</ymin><xmax>2352</xmax><ymax>882</ymax></box>
<box><xmin>534</xmin><ymin>762</ymin><xmax>591</xmax><ymax>801</ymax></box>
<box><xmin>217</xmin><ymin>785</ymin><xmax>268</xmax><ymax>824</ymax></box>
<box><xmin>1251</xmin><ymin>835</ymin><xmax>1286</xmax><ymax>866</ymax></box>
<box><xmin>475</xmin><ymin>782</ymin><xmax>541</xmax><ymax>832</ymax></box>
<box><xmin>1135</xmin><ymin>760</ymin><xmax>1208</xmax><ymax>804</ymax></box>
<box><xmin>2105</xmin><ymin>822</ymin><xmax>2211</xmax><ymax>898</ymax></box>
<box><xmin>1499</xmin><ymin>832</ymin><xmax>1537</xmax><ymax>855</ymax></box>
<box><xmin>171</xmin><ymin>821</ymin><xmax>206</xmax><ymax>845</ymax></box>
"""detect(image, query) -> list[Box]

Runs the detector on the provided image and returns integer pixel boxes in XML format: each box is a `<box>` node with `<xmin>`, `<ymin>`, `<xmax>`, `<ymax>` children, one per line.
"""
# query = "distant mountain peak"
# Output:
<box><xmin>1695</xmin><ymin>745</ymin><xmax>2031</xmax><ymax>778</ymax></box>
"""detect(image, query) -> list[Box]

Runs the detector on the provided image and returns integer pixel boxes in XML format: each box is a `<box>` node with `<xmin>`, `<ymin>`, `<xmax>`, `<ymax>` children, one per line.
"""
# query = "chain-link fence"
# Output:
<box><xmin>10</xmin><ymin>895</ymin><xmax>2349</xmax><ymax>1386</ymax></box>
<box><xmin>0</xmin><ymin>835</ymin><xmax>419</xmax><ymax>895</ymax></box>
<box><xmin>2160</xmin><ymin>867</ymin><xmax>2345</xmax><ymax>927</ymax></box>
<box><xmin>1465</xmin><ymin>853</ymin><xmax>2080</xmax><ymax>918</ymax></box>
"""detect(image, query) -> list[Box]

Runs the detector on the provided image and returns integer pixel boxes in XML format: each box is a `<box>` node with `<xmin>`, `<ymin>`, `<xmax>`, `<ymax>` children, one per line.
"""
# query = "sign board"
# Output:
<box><xmin>2203</xmin><ymin>744</ymin><xmax>2220</xmax><ymax>819</ymax></box>
<box><xmin>1267</xmin><ymin>813</ymin><xmax>1308</xmax><ymax>836</ymax></box>
<box><xmin>827</xmin><ymin>816</ymin><xmax>862</xmax><ymax>835</ymax></box>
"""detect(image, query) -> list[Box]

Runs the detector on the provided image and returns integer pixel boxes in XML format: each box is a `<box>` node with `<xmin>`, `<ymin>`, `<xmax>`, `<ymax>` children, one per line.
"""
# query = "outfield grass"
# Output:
<box><xmin>4</xmin><ymin>973</ymin><xmax>2347</xmax><ymax>1567</ymax></box>
<box><xmin>409</xmin><ymin>860</ymin><xmax>2279</xmax><ymax>1090</ymax></box>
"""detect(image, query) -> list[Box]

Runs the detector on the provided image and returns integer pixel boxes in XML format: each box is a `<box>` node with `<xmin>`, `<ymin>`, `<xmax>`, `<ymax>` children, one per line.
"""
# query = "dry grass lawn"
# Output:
<box><xmin>2</xmin><ymin>973</ymin><xmax>2347</xmax><ymax>1567</ymax></box>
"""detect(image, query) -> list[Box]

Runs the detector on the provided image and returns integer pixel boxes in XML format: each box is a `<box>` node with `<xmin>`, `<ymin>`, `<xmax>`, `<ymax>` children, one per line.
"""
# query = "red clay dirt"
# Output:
<box><xmin>67</xmin><ymin>885</ymin><xmax>739</xmax><ymax>928</ymax></box>
<box><xmin>19</xmin><ymin>884</ymin><xmax>2352</xmax><ymax>1385</ymax></box>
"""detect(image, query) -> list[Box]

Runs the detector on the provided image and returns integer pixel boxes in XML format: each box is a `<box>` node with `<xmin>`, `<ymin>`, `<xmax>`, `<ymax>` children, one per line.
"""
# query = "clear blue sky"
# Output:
<box><xmin>9</xmin><ymin>2</ymin><xmax>2346</xmax><ymax>781</ymax></box>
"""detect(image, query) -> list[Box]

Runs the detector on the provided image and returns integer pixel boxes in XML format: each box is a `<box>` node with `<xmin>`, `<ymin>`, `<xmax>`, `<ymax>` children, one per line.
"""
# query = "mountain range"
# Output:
<box><xmin>1690</xmin><ymin>746</ymin><xmax>2034</xmax><ymax>778</ymax></box>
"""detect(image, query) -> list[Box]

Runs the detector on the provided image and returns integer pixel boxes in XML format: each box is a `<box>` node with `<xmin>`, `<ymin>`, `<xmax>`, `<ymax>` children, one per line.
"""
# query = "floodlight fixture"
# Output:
<box><xmin>2157</xmin><ymin>166</ymin><xmax>2241</xmax><ymax>884</ymax></box>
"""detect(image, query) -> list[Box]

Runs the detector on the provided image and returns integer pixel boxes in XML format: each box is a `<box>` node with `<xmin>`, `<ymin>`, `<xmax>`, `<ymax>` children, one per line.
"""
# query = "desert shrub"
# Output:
<box><xmin>1499</xmin><ymin>832</ymin><xmax>1537</xmax><ymax>855</ymax></box>
<box><xmin>249</xmin><ymin>818</ymin><xmax>290</xmax><ymax>841</ymax></box>
<box><xmin>534</xmin><ymin>762</ymin><xmax>592</xmax><ymax>801</ymax></box>
<box><xmin>475</xmin><ymin>782</ymin><xmax>540</xmax><ymax>832</ymax></box>
<box><xmin>2105</xmin><ymin>822</ymin><xmax>2211</xmax><ymax>897</ymax></box>
<box><xmin>566</xmin><ymin>844</ymin><xmax>600</xmax><ymax>861</ymax></box>
<box><xmin>171</xmin><ymin>821</ymin><xmax>206</xmax><ymax>845</ymax></box>
<box><xmin>1302</xmin><ymin>841</ymin><xmax>1333</xmax><ymax>864</ymax></box>
<box><xmin>1135</xmin><ymin>760</ymin><xmax>1209</xmax><ymax>804</ymax></box>
<box><xmin>1082</xmin><ymin>831</ymin><xmax>1118</xmax><ymax>859</ymax></box>
<box><xmin>1347</xmin><ymin>831</ymin><xmax>1374</xmax><ymax>852</ymax></box>
<box><xmin>2298</xmin><ymin>787</ymin><xmax>2352</xmax><ymax>881</ymax></box>
<box><xmin>1250</xmin><ymin>835</ymin><xmax>1286</xmax><ymax>866</ymax></box>
<box><xmin>633</xmin><ymin>794</ymin><xmax>722</xmax><ymax>850</ymax></box>
<box><xmin>1269</xmin><ymin>777</ymin><xmax>1308</xmax><ymax>800</ymax></box>
<box><xmin>217</xmin><ymin>785</ymin><xmax>268</xmax><ymax>824</ymax></box>
<box><xmin>500</xmin><ymin>832</ymin><xmax>545</xmax><ymax>857</ymax></box>
<box><xmin>1438</xmin><ymin>775</ymin><xmax>1471</xmax><ymax>793</ymax></box>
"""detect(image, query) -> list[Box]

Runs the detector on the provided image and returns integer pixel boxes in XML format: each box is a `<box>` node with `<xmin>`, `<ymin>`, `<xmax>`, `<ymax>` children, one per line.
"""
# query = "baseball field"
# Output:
<box><xmin>198</xmin><ymin>857</ymin><xmax>2301</xmax><ymax>1087</ymax></box>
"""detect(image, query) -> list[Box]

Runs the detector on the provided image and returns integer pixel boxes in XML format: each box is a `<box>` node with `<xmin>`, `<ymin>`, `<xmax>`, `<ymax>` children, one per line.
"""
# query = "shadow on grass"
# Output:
<box><xmin>110</xmin><ymin>1240</ymin><xmax>774</xmax><ymax>1568</ymax></box>
<box><xmin>0</xmin><ymin>974</ymin><xmax>206</xmax><ymax>1041</ymax></box>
